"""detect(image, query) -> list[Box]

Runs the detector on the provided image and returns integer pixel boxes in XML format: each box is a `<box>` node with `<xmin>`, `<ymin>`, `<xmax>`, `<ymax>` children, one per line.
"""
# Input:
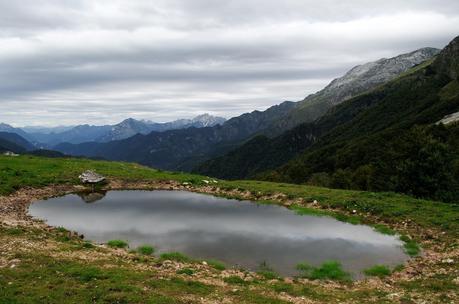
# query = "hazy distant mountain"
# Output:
<box><xmin>22</xmin><ymin>125</ymin><xmax>75</xmax><ymax>134</ymax></box>
<box><xmin>54</xmin><ymin>102</ymin><xmax>296</xmax><ymax>170</ymax></box>
<box><xmin>29</xmin><ymin>124</ymin><xmax>112</xmax><ymax>146</ymax></box>
<box><xmin>98</xmin><ymin>114</ymin><xmax>226</xmax><ymax>142</ymax></box>
<box><xmin>0</xmin><ymin>123</ymin><xmax>34</xmax><ymax>142</ymax></box>
<box><xmin>10</xmin><ymin>114</ymin><xmax>226</xmax><ymax>146</ymax></box>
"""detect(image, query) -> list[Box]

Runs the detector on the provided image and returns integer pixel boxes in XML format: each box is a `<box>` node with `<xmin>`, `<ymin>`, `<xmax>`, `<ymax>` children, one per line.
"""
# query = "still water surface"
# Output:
<box><xmin>29</xmin><ymin>190</ymin><xmax>408</xmax><ymax>276</ymax></box>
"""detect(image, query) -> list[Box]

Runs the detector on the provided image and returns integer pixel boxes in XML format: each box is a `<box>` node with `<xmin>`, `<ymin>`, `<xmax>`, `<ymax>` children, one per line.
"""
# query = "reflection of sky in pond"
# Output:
<box><xmin>29</xmin><ymin>190</ymin><xmax>408</xmax><ymax>276</ymax></box>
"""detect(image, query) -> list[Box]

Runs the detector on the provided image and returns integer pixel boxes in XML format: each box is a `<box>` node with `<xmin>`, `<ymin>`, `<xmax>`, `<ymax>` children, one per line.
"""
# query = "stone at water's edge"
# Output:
<box><xmin>79</xmin><ymin>170</ymin><xmax>105</xmax><ymax>184</ymax></box>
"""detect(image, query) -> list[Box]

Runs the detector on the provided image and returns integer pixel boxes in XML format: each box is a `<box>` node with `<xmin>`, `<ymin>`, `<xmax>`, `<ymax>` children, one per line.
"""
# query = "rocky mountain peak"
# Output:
<box><xmin>318</xmin><ymin>47</ymin><xmax>440</xmax><ymax>105</ymax></box>
<box><xmin>191</xmin><ymin>114</ymin><xmax>226</xmax><ymax>127</ymax></box>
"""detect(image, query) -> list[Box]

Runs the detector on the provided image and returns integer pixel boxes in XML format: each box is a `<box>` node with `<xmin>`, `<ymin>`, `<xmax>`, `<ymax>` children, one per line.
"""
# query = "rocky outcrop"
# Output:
<box><xmin>274</xmin><ymin>47</ymin><xmax>440</xmax><ymax>132</ymax></box>
<box><xmin>433</xmin><ymin>35</ymin><xmax>459</xmax><ymax>80</ymax></box>
<box><xmin>438</xmin><ymin>111</ymin><xmax>459</xmax><ymax>125</ymax></box>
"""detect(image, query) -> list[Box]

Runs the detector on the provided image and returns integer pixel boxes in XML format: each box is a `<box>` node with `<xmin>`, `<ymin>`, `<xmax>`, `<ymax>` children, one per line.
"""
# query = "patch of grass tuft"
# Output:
<box><xmin>272</xmin><ymin>282</ymin><xmax>294</xmax><ymax>293</ymax></box>
<box><xmin>4</xmin><ymin>227</ymin><xmax>24</xmax><ymax>235</ymax></box>
<box><xmin>206</xmin><ymin>259</ymin><xmax>226</xmax><ymax>271</ymax></box>
<box><xmin>373</xmin><ymin>224</ymin><xmax>396</xmax><ymax>235</ymax></box>
<box><xmin>56</xmin><ymin>227</ymin><xmax>68</xmax><ymax>233</ymax></box>
<box><xmin>223</xmin><ymin>276</ymin><xmax>247</xmax><ymax>285</ymax></box>
<box><xmin>160</xmin><ymin>252</ymin><xmax>191</xmax><ymax>263</ymax></box>
<box><xmin>363</xmin><ymin>265</ymin><xmax>392</xmax><ymax>278</ymax></box>
<box><xmin>137</xmin><ymin>245</ymin><xmax>155</xmax><ymax>255</ymax></box>
<box><xmin>257</xmin><ymin>261</ymin><xmax>279</xmax><ymax>280</ymax></box>
<box><xmin>296</xmin><ymin>261</ymin><xmax>350</xmax><ymax>281</ymax></box>
<box><xmin>81</xmin><ymin>241</ymin><xmax>95</xmax><ymax>249</ymax></box>
<box><xmin>176</xmin><ymin>268</ymin><xmax>194</xmax><ymax>276</ymax></box>
<box><xmin>400</xmin><ymin>235</ymin><xmax>420</xmax><ymax>256</ymax></box>
<box><xmin>107</xmin><ymin>239</ymin><xmax>129</xmax><ymax>248</ymax></box>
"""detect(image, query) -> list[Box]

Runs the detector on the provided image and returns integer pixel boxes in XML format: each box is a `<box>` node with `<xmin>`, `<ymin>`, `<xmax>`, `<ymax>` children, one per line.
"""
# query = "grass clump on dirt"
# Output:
<box><xmin>160</xmin><ymin>252</ymin><xmax>191</xmax><ymax>263</ymax></box>
<box><xmin>296</xmin><ymin>261</ymin><xmax>350</xmax><ymax>281</ymax></box>
<box><xmin>206</xmin><ymin>259</ymin><xmax>226</xmax><ymax>270</ymax></box>
<box><xmin>107</xmin><ymin>239</ymin><xmax>129</xmax><ymax>248</ymax></box>
<box><xmin>400</xmin><ymin>235</ymin><xmax>421</xmax><ymax>256</ymax></box>
<box><xmin>363</xmin><ymin>265</ymin><xmax>392</xmax><ymax>278</ymax></box>
<box><xmin>223</xmin><ymin>276</ymin><xmax>248</xmax><ymax>285</ymax></box>
<box><xmin>256</xmin><ymin>261</ymin><xmax>279</xmax><ymax>280</ymax></box>
<box><xmin>373</xmin><ymin>224</ymin><xmax>397</xmax><ymax>235</ymax></box>
<box><xmin>176</xmin><ymin>268</ymin><xmax>194</xmax><ymax>276</ymax></box>
<box><xmin>137</xmin><ymin>245</ymin><xmax>155</xmax><ymax>255</ymax></box>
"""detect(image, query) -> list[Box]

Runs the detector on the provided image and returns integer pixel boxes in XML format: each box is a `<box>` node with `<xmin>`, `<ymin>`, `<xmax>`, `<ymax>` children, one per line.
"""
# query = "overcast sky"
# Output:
<box><xmin>1</xmin><ymin>0</ymin><xmax>459</xmax><ymax>127</ymax></box>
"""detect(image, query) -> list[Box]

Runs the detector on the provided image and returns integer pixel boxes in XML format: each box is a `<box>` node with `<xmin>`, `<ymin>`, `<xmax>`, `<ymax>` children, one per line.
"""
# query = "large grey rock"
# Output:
<box><xmin>79</xmin><ymin>170</ymin><xmax>106</xmax><ymax>184</ymax></box>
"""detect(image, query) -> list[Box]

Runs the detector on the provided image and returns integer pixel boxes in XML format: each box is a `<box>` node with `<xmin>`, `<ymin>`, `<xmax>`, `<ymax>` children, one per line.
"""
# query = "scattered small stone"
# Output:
<box><xmin>202</xmin><ymin>261</ymin><xmax>208</xmax><ymax>265</ymax></box>
<box><xmin>442</xmin><ymin>258</ymin><xmax>454</xmax><ymax>264</ymax></box>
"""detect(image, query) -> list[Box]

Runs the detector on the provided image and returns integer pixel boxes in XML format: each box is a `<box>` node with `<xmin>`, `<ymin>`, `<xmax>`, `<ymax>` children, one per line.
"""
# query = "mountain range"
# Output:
<box><xmin>196</xmin><ymin>36</ymin><xmax>459</xmax><ymax>202</ymax></box>
<box><xmin>0</xmin><ymin>114</ymin><xmax>226</xmax><ymax>147</ymax></box>
<box><xmin>53</xmin><ymin>46</ymin><xmax>442</xmax><ymax>171</ymax></box>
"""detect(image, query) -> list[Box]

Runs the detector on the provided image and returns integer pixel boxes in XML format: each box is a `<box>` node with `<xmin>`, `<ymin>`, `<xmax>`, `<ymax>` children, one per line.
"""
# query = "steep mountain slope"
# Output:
<box><xmin>0</xmin><ymin>132</ymin><xmax>34</xmax><ymax>151</ymax></box>
<box><xmin>196</xmin><ymin>36</ymin><xmax>459</xmax><ymax>202</ymax></box>
<box><xmin>0</xmin><ymin>123</ymin><xmax>34</xmax><ymax>142</ymax></box>
<box><xmin>55</xmin><ymin>101</ymin><xmax>296</xmax><ymax>170</ymax></box>
<box><xmin>0</xmin><ymin>139</ymin><xmax>25</xmax><ymax>154</ymax></box>
<box><xmin>272</xmin><ymin>47</ymin><xmax>440</xmax><ymax>133</ymax></box>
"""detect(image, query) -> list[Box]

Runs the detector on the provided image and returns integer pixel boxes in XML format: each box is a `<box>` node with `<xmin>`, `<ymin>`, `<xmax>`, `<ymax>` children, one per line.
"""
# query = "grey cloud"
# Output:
<box><xmin>0</xmin><ymin>0</ymin><xmax>458</xmax><ymax>126</ymax></box>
